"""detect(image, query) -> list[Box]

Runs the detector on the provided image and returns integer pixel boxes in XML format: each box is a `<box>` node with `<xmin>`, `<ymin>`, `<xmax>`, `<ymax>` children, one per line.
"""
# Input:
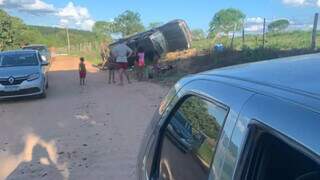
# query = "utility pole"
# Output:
<box><xmin>242</xmin><ymin>19</ymin><xmax>245</xmax><ymax>49</ymax></box>
<box><xmin>311</xmin><ymin>13</ymin><xmax>319</xmax><ymax>50</ymax></box>
<box><xmin>66</xmin><ymin>26</ymin><xmax>71</xmax><ymax>55</ymax></box>
<box><xmin>262</xmin><ymin>18</ymin><xmax>266</xmax><ymax>48</ymax></box>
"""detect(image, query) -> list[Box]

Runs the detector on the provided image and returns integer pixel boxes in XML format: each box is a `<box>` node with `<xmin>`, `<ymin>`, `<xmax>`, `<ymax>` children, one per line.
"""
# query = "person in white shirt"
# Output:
<box><xmin>111</xmin><ymin>43</ymin><xmax>133</xmax><ymax>85</ymax></box>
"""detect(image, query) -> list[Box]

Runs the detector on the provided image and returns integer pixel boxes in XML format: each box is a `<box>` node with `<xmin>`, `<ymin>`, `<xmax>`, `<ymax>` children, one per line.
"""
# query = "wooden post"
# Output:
<box><xmin>262</xmin><ymin>18</ymin><xmax>266</xmax><ymax>48</ymax></box>
<box><xmin>311</xmin><ymin>13</ymin><xmax>319</xmax><ymax>50</ymax></box>
<box><xmin>66</xmin><ymin>27</ymin><xmax>71</xmax><ymax>55</ymax></box>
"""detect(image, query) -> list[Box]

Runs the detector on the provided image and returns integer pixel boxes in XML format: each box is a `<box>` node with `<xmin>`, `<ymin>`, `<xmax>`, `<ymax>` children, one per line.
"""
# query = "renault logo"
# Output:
<box><xmin>8</xmin><ymin>77</ymin><xmax>15</xmax><ymax>84</ymax></box>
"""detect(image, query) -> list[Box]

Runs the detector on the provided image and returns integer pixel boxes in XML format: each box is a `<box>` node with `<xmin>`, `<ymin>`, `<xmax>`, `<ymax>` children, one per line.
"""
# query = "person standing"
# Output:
<box><xmin>79</xmin><ymin>57</ymin><xmax>87</xmax><ymax>86</ymax></box>
<box><xmin>111</xmin><ymin>43</ymin><xmax>133</xmax><ymax>85</ymax></box>
<box><xmin>107</xmin><ymin>52</ymin><xmax>117</xmax><ymax>84</ymax></box>
<box><xmin>136</xmin><ymin>47</ymin><xmax>145</xmax><ymax>81</ymax></box>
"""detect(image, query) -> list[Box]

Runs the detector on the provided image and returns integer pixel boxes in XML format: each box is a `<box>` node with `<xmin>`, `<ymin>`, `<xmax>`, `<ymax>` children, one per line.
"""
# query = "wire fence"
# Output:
<box><xmin>56</xmin><ymin>13</ymin><xmax>320</xmax><ymax>60</ymax></box>
<box><xmin>206</xmin><ymin>13</ymin><xmax>320</xmax><ymax>51</ymax></box>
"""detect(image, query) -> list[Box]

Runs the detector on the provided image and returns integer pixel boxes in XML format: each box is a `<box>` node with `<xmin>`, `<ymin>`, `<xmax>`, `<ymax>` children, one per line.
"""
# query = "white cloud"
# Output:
<box><xmin>57</xmin><ymin>2</ymin><xmax>95</xmax><ymax>31</ymax></box>
<box><xmin>246</xmin><ymin>17</ymin><xmax>264</xmax><ymax>24</ymax></box>
<box><xmin>0</xmin><ymin>0</ymin><xmax>55</xmax><ymax>14</ymax></box>
<box><xmin>81</xmin><ymin>19</ymin><xmax>95</xmax><ymax>30</ymax></box>
<box><xmin>282</xmin><ymin>0</ymin><xmax>320</xmax><ymax>6</ymax></box>
<box><xmin>245</xmin><ymin>24</ymin><xmax>264</xmax><ymax>32</ymax></box>
<box><xmin>59</xmin><ymin>19</ymin><xmax>69</xmax><ymax>26</ymax></box>
<box><xmin>23</xmin><ymin>0</ymin><xmax>55</xmax><ymax>12</ymax></box>
<box><xmin>0</xmin><ymin>0</ymin><xmax>95</xmax><ymax>31</ymax></box>
<box><xmin>58</xmin><ymin>2</ymin><xmax>89</xmax><ymax>20</ymax></box>
<box><xmin>245</xmin><ymin>17</ymin><xmax>265</xmax><ymax>33</ymax></box>
<box><xmin>283</xmin><ymin>0</ymin><xmax>307</xmax><ymax>6</ymax></box>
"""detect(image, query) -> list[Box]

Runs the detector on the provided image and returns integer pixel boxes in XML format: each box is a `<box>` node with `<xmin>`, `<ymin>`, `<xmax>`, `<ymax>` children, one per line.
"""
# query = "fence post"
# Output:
<box><xmin>230</xmin><ymin>23</ymin><xmax>237</xmax><ymax>49</ymax></box>
<box><xmin>262</xmin><ymin>18</ymin><xmax>266</xmax><ymax>48</ymax></box>
<box><xmin>311</xmin><ymin>13</ymin><xmax>319</xmax><ymax>50</ymax></box>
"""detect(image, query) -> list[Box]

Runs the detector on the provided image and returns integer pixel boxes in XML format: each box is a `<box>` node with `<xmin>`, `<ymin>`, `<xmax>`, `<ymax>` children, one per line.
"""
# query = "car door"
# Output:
<box><xmin>231</xmin><ymin>94</ymin><xmax>320</xmax><ymax>180</ymax></box>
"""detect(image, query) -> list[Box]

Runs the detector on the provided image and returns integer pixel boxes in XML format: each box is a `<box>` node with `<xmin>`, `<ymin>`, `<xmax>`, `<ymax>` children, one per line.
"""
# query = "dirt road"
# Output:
<box><xmin>0</xmin><ymin>56</ymin><xmax>169</xmax><ymax>180</ymax></box>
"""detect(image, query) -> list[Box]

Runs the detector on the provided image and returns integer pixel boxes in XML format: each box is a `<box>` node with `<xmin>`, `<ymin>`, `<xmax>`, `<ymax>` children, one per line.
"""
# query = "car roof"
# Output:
<box><xmin>177</xmin><ymin>53</ymin><xmax>320</xmax><ymax>158</ymax></box>
<box><xmin>201</xmin><ymin>53</ymin><xmax>320</xmax><ymax>98</ymax></box>
<box><xmin>173</xmin><ymin>53</ymin><xmax>320</xmax><ymax>114</ymax></box>
<box><xmin>0</xmin><ymin>50</ymin><xmax>38</xmax><ymax>55</ymax></box>
<box><xmin>24</xmin><ymin>44</ymin><xmax>47</xmax><ymax>48</ymax></box>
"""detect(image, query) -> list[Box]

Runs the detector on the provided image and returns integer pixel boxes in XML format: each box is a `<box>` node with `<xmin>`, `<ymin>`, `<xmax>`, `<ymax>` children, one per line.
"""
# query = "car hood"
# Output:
<box><xmin>0</xmin><ymin>66</ymin><xmax>39</xmax><ymax>78</ymax></box>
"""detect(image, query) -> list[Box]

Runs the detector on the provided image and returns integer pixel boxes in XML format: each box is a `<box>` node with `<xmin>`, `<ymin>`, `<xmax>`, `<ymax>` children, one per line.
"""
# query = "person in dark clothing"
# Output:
<box><xmin>107</xmin><ymin>53</ymin><xmax>117</xmax><ymax>84</ymax></box>
<box><xmin>79</xmin><ymin>57</ymin><xmax>87</xmax><ymax>86</ymax></box>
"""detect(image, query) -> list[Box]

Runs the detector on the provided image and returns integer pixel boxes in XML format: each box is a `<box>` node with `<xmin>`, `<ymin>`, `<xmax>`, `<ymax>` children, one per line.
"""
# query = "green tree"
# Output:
<box><xmin>148</xmin><ymin>22</ymin><xmax>163</xmax><ymax>29</ymax></box>
<box><xmin>0</xmin><ymin>10</ymin><xmax>26</xmax><ymax>50</ymax></box>
<box><xmin>192</xmin><ymin>29</ymin><xmax>206</xmax><ymax>40</ymax></box>
<box><xmin>114</xmin><ymin>10</ymin><xmax>145</xmax><ymax>37</ymax></box>
<box><xmin>92</xmin><ymin>21</ymin><xmax>115</xmax><ymax>38</ymax></box>
<box><xmin>268</xmin><ymin>19</ymin><xmax>290</xmax><ymax>32</ymax></box>
<box><xmin>209</xmin><ymin>8</ymin><xmax>246</xmax><ymax>36</ymax></box>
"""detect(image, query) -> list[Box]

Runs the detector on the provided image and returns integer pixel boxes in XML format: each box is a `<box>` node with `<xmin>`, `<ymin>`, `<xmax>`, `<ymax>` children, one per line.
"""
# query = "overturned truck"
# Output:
<box><xmin>109</xmin><ymin>19</ymin><xmax>192</xmax><ymax>64</ymax></box>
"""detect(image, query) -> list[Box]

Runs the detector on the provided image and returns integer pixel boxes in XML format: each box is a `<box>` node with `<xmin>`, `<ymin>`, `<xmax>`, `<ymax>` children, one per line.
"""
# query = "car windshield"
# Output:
<box><xmin>0</xmin><ymin>53</ymin><xmax>39</xmax><ymax>67</ymax></box>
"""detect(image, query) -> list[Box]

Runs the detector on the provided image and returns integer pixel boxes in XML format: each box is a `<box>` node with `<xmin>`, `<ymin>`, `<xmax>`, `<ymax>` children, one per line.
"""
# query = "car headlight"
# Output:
<box><xmin>41</xmin><ymin>55</ymin><xmax>47</xmax><ymax>61</ymax></box>
<box><xmin>27</xmin><ymin>73</ymin><xmax>40</xmax><ymax>81</ymax></box>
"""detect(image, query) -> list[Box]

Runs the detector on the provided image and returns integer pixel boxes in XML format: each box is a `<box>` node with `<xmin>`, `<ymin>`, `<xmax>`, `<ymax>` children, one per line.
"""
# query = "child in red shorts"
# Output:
<box><xmin>79</xmin><ymin>57</ymin><xmax>87</xmax><ymax>86</ymax></box>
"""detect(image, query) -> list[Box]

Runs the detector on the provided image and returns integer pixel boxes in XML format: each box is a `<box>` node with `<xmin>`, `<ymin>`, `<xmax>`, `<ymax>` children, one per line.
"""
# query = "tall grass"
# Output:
<box><xmin>192</xmin><ymin>31</ymin><xmax>319</xmax><ymax>51</ymax></box>
<box><xmin>58</xmin><ymin>42</ymin><xmax>103</xmax><ymax>65</ymax></box>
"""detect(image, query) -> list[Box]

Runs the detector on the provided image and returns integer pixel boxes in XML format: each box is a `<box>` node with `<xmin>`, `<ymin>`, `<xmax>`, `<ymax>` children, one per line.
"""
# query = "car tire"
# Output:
<box><xmin>46</xmin><ymin>80</ymin><xmax>49</xmax><ymax>89</ymax></box>
<box><xmin>39</xmin><ymin>83</ymin><xmax>47</xmax><ymax>99</ymax></box>
<box><xmin>39</xmin><ymin>91</ymin><xmax>46</xmax><ymax>99</ymax></box>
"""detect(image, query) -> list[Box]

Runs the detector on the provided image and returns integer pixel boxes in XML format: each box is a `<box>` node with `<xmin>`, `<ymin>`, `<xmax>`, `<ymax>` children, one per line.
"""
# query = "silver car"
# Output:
<box><xmin>138</xmin><ymin>53</ymin><xmax>320</xmax><ymax>180</ymax></box>
<box><xmin>22</xmin><ymin>44</ymin><xmax>51</xmax><ymax>63</ymax></box>
<box><xmin>0</xmin><ymin>50</ymin><xmax>49</xmax><ymax>99</ymax></box>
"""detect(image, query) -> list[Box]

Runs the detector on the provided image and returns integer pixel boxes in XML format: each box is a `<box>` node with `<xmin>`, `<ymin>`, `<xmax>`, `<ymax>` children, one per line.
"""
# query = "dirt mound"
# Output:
<box><xmin>164</xmin><ymin>48</ymin><xmax>198</xmax><ymax>62</ymax></box>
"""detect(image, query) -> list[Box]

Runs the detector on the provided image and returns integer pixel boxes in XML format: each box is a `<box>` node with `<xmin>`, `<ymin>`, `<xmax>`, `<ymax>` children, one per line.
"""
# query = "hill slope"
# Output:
<box><xmin>28</xmin><ymin>25</ymin><xmax>99</xmax><ymax>47</ymax></box>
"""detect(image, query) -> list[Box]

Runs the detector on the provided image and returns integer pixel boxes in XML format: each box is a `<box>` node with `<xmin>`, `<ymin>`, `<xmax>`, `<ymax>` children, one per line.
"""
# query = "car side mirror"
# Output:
<box><xmin>41</xmin><ymin>61</ymin><xmax>49</xmax><ymax>66</ymax></box>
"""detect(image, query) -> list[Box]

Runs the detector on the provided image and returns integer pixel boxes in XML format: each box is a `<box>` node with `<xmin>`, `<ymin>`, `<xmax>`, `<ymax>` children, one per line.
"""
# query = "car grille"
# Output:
<box><xmin>0</xmin><ymin>87</ymin><xmax>40</xmax><ymax>97</ymax></box>
<box><xmin>0</xmin><ymin>77</ymin><xmax>28</xmax><ymax>85</ymax></box>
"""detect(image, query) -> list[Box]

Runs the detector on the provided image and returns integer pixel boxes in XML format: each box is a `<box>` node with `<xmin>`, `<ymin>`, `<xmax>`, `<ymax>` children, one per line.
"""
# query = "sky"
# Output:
<box><xmin>0</xmin><ymin>0</ymin><xmax>319</xmax><ymax>33</ymax></box>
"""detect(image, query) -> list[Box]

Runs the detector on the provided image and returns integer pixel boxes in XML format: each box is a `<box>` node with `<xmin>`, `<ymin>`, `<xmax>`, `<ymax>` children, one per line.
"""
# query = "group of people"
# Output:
<box><xmin>78</xmin><ymin>41</ymin><xmax>148</xmax><ymax>86</ymax></box>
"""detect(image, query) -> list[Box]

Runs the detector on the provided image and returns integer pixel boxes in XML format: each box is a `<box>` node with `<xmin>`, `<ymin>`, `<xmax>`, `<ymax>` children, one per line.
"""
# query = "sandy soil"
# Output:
<box><xmin>0</xmin><ymin>56</ymin><xmax>169</xmax><ymax>180</ymax></box>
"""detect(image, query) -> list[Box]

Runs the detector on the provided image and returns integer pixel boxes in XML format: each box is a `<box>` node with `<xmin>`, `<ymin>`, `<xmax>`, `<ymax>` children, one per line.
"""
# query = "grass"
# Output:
<box><xmin>192</xmin><ymin>30</ymin><xmax>320</xmax><ymax>51</ymax></box>
<box><xmin>72</xmin><ymin>51</ymin><xmax>102</xmax><ymax>65</ymax></box>
<box><xmin>58</xmin><ymin>44</ymin><xmax>103</xmax><ymax>65</ymax></box>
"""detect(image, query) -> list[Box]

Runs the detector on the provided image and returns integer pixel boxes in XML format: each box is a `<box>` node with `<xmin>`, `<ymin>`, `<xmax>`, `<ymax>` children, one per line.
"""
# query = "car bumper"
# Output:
<box><xmin>0</xmin><ymin>78</ymin><xmax>44</xmax><ymax>99</ymax></box>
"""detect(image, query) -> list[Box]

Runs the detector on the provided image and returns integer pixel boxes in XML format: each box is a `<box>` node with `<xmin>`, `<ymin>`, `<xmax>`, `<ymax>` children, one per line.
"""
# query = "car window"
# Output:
<box><xmin>0</xmin><ymin>53</ymin><xmax>39</xmax><ymax>67</ymax></box>
<box><xmin>158</xmin><ymin>96</ymin><xmax>228</xmax><ymax>180</ymax></box>
<box><xmin>238</xmin><ymin>127</ymin><xmax>320</xmax><ymax>180</ymax></box>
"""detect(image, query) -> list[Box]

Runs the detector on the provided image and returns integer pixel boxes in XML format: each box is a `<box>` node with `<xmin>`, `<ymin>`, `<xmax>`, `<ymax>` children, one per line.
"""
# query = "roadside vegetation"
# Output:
<box><xmin>0</xmin><ymin>9</ymin><xmax>102</xmax><ymax>51</ymax></box>
<box><xmin>154</xmin><ymin>9</ymin><xmax>320</xmax><ymax>86</ymax></box>
<box><xmin>192</xmin><ymin>31</ymin><xmax>319</xmax><ymax>51</ymax></box>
